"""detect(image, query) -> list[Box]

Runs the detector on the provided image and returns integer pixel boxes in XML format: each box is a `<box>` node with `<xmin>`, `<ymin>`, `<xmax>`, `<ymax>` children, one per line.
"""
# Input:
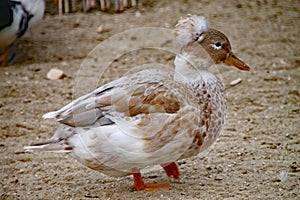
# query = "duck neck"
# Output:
<box><xmin>173</xmin><ymin>51</ymin><xmax>214</xmax><ymax>83</ymax></box>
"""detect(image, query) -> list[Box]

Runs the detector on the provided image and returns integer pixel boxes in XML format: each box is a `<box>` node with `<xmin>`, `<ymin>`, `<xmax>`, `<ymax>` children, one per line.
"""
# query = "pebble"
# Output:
<box><xmin>97</xmin><ymin>25</ymin><xmax>104</xmax><ymax>33</ymax></box>
<box><xmin>135</xmin><ymin>11</ymin><xmax>142</xmax><ymax>17</ymax></box>
<box><xmin>205</xmin><ymin>165</ymin><xmax>212</xmax><ymax>170</ymax></box>
<box><xmin>46</xmin><ymin>68</ymin><xmax>64</xmax><ymax>80</ymax></box>
<box><xmin>18</xmin><ymin>169</ymin><xmax>25</xmax><ymax>174</ymax></box>
<box><xmin>214</xmin><ymin>175</ymin><xmax>223</xmax><ymax>181</ymax></box>
<box><xmin>230</xmin><ymin>78</ymin><xmax>243</xmax><ymax>86</ymax></box>
<box><xmin>278</xmin><ymin>170</ymin><xmax>288</xmax><ymax>182</ymax></box>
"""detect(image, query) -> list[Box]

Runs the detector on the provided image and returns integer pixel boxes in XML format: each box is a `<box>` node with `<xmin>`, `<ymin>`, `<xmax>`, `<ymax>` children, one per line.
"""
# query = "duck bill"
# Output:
<box><xmin>224</xmin><ymin>52</ymin><xmax>250</xmax><ymax>71</ymax></box>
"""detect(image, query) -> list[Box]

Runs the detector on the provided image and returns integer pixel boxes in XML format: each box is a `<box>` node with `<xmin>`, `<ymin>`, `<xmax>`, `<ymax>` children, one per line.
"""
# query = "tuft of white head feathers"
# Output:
<box><xmin>173</xmin><ymin>15</ymin><xmax>208</xmax><ymax>46</ymax></box>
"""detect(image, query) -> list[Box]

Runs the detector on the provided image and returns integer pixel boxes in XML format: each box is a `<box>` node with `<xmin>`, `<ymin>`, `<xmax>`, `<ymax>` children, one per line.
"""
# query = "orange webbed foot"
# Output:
<box><xmin>132</xmin><ymin>168</ymin><xmax>172</xmax><ymax>191</ymax></box>
<box><xmin>132</xmin><ymin>181</ymin><xmax>172</xmax><ymax>191</ymax></box>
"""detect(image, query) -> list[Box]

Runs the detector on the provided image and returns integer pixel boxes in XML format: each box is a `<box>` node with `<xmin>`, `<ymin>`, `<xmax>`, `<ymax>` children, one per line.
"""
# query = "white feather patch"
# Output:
<box><xmin>173</xmin><ymin>15</ymin><xmax>208</xmax><ymax>46</ymax></box>
<box><xmin>42</xmin><ymin>111</ymin><xmax>58</xmax><ymax>119</ymax></box>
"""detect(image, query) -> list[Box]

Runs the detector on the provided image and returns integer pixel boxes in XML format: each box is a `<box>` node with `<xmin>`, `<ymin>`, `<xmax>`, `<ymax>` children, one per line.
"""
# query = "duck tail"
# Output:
<box><xmin>24</xmin><ymin>138</ymin><xmax>72</xmax><ymax>153</ymax></box>
<box><xmin>42</xmin><ymin>111</ymin><xmax>59</xmax><ymax>119</ymax></box>
<box><xmin>24</xmin><ymin>125</ymin><xmax>75</xmax><ymax>153</ymax></box>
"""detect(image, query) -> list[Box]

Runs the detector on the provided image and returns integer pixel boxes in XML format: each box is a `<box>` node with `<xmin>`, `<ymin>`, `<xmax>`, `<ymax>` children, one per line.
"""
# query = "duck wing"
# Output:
<box><xmin>43</xmin><ymin>69</ymin><xmax>197</xmax><ymax>128</ymax></box>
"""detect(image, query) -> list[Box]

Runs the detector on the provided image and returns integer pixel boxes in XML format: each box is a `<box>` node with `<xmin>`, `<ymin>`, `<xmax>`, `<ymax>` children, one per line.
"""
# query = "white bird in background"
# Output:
<box><xmin>25</xmin><ymin>15</ymin><xmax>250</xmax><ymax>191</ymax></box>
<box><xmin>0</xmin><ymin>0</ymin><xmax>45</xmax><ymax>65</ymax></box>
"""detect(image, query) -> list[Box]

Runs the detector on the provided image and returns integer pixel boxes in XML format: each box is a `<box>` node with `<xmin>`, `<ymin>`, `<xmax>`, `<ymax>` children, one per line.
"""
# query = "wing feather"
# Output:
<box><xmin>43</xmin><ymin>69</ymin><xmax>197</xmax><ymax>130</ymax></box>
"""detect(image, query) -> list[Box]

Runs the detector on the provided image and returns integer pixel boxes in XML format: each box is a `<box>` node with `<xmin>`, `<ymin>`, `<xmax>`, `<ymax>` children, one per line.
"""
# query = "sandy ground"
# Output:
<box><xmin>0</xmin><ymin>0</ymin><xmax>299</xmax><ymax>199</ymax></box>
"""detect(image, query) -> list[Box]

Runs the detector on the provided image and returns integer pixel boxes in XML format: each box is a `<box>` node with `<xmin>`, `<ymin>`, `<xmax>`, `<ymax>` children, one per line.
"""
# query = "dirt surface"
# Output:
<box><xmin>1</xmin><ymin>1</ymin><xmax>299</xmax><ymax>199</ymax></box>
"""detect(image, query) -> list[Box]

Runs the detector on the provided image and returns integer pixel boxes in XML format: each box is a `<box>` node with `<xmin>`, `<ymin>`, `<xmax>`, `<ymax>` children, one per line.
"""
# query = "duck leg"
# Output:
<box><xmin>131</xmin><ymin>0</ymin><xmax>137</xmax><ymax>7</ymax></box>
<box><xmin>64</xmin><ymin>0</ymin><xmax>70</xmax><ymax>13</ymax></box>
<box><xmin>54</xmin><ymin>0</ymin><xmax>139</xmax><ymax>13</ymax></box>
<box><xmin>0</xmin><ymin>47</ymin><xmax>10</xmax><ymax>66</ymax></box>
<box><xmin>54</xmin><ymin>0</ymin><xmax>76</xmax><ymax>14</ymax></box>
<box><xmin>161</xmin><ymin>162</ymin><xmax>180</xmax><ymax>178</ymax></box>
<box><xmin>82</xmin><ymin>0</ymin><xmax>97</xmax><ymax>12</ymax></box>
<box><xmin>0</xmin><ymin>43</ymin><xmax>27</xmax><ymax>66</ymax></box>
<box><xmin>99</xmin><ymin>0</ymin><xmax>133</xmax><ymax>12</ymax></box>
<box><xmin>54</xmin><ymin>0</ymin><xmax>63</xmax><ymax>14</ymax></box>
<box><xmin>99</xmin><ymin>0</ymin><xmax>110</xmax><ymax>11</ymax></box>
<box><xmin>132</xmin><ymin>168</ymin><xmax>172</xmax><ymax>191</ymax></box>
<box><xmin>71</xmin><ymin>0</ymin><xmax>77</xmax><ymax>12</ymax></box>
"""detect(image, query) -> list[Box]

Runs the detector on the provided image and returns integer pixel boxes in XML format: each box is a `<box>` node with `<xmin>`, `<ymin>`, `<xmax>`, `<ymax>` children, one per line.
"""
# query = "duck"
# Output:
<box><xmin>54</xmin><ymin>0</ymin><xmax>138</xmax><ymax>14</ymax></box>
<box><xmin>24</xmin><ymin>14</ymin><xmax>250</xmax><ymax>191</ymax></box>
<box><xmin>0</xmin><ymin>0</ymin><xmax>45</xmax><ymax>65</ymax></box>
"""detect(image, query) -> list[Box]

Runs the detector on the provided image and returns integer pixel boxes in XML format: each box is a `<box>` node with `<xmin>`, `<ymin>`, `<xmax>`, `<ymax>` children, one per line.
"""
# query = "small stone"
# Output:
<box><xmin>230</xmin><ymin>78</ymin><xmax>243</xmax><ymax>86</ymax></box>
<box><xmin>97</xmin><ymin>25</ymin><xmax>104</xmax><ymax>33</ymax></box>
<box><xmin>278</xmin><ymin>170</ymin><xmax>288</xmax><ymax>182</ymax></box>
<box><xmin>214</xmin><ymin>175</ymin><xmax>223</xmax><ymax>181</ymax></box>
<box><xmin>85</xmin><ymin>194</ymin><xmax>99</xmax><ymax>198</ymax></box>
<box><xmin>61</xmin><ymin>61</ymin><xmax>68</xmax><ymax>66</ymax></box>
<box><xmin>46</xmin><ymin>68</ymin><xmax>64</xmax><ymax>80</ymax></box>
<box><xmin>272</xmin><ymin>176</ymin><xmax>281</xmax><ymax>182</ymax></box>
<box><xmin>135</xmin><ymin>11</ymin><xmax>142</xmax><ymax>17</ymax></box>
<box><xmin>73</xmin><ymin>22</ymin><xmax>80</xmax><ymax>28</ymax></box>
<box><xmin>288</xmin><ymin>162</ymin><xmax>298</xmax><ymax>172</ymax></box>
<box><xmin>148</xmin><ymin>175</ymin><xmax>158</xmax><ymax>179</ymax></box>
<box><xmin>206</xmin><ymin>165</ymin><xmax>212</xmax><ymax>170</ymax></box>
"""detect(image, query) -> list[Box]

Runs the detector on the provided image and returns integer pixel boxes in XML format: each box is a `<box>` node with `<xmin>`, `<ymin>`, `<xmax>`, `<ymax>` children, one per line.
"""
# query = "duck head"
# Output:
<box><xmin>198</xmin><ymin>28</ymin><xmax>249</xmax><ymax>71</ymax></box>
<box><xmin>174</xmin><ymin>15</ymin><xmax>250</xmax><ymax>71</ymax></box>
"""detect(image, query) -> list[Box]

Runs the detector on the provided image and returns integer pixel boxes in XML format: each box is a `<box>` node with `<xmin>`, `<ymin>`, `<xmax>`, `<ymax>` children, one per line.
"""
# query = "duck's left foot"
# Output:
<box><xmin>132</xmin><ymin>168</ymin><xmax>172</xmax><ymax>191</ymax></box>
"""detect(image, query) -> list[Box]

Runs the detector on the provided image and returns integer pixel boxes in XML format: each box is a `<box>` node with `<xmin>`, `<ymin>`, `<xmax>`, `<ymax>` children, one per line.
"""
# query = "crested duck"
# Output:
<box><xmin>25</xmin><ymin>14</ymin><xmax>250</xmax><ymax>191</ymax></box>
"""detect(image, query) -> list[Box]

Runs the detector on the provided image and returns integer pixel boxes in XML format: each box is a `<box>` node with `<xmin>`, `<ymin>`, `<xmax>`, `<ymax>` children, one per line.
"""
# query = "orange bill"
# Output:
<box><xmin>224</xmin><ymin>52</ymin><xmax>250</xmax><ymax>71</ymax></box>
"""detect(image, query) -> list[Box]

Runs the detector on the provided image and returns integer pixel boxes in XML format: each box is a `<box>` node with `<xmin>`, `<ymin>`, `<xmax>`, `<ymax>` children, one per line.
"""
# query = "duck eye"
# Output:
<box><xmin>210</xmin><ymin>42</ymin><xmax>223</xmax><ymax>50</ymax></box>
<box><xmin>215</xmin><ymin>42</ymin><xmax>222</xmax><ymax>47</ymax></box>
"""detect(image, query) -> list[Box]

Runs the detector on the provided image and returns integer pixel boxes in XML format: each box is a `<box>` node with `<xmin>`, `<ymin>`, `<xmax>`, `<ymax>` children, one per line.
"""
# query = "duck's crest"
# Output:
<box><xmin>173</xmin><ymin>14</ymin><xmax>208</xmax><ymax>46</ymax></box>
